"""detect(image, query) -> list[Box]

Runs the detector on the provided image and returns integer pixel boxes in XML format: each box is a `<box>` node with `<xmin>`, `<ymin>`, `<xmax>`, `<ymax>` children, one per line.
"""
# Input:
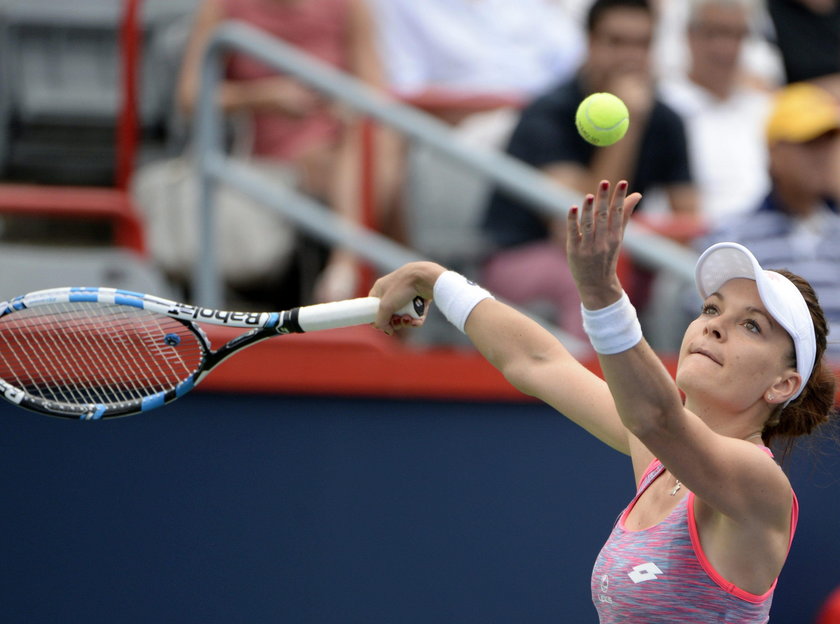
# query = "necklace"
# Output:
<box><xmin>668</xmin><ymin>432</ymin><xmax>763</xmax><ymax>496</ymax></box>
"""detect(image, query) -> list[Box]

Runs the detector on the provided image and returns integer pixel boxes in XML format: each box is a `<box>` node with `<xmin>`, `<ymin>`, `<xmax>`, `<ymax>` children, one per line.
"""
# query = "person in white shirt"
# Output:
<box><xmin>654</xmin><ymin>0</ymin><xmax>783</xmax><ymax>86</ymax></box>
<box><xmin>659</xmin><ymin>0</ymin><xmax>774</xmax><ymax>222</ymax></box>
<box><xmin>370</xmin><ymin>0</ymin><xmax>585</xmax><ymax>104</ymax></box>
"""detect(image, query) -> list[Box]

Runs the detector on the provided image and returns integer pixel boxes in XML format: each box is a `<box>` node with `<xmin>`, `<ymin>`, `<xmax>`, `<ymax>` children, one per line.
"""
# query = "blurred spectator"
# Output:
<box><xmin>366</xmin><ymin>0</ymin><xmax>587</xmax><ymax>303</ymax></box>
<box><xmin>697</xmin><ymin>82</ymin><xmax>840</xmax><ymax>359</ymax></box>
<box><xmin>654</xmin><ymin>0</ymin><xmax>784</xmax><ymax>89</ymax></box>
<box><xmin>176</xmin><ymin>0</ymin><xmax>389</xmax><ymax>305</ymax></box>
<box><xmin>481</xmin><ymin>0</ymin><xmax>697</xmax><ymax>341</ymax></box>
<box><xmin>765</xmin><ymin>0</ymin><xmax>840</xmax><ymax>96</ymax></box>
<box><xmin>659</xmin><ymin>0</ymin><xmax>772</xmax><ymax>221</ymax></box>
<box><xmin>370</xmin><ymin>0</ymin><xmax>585</xmax><ymax>116</ymax></box>
<box><xmin>818</xmin><ymin>585</ymin><xmax>840</xmax><ymax>624</ymax></box>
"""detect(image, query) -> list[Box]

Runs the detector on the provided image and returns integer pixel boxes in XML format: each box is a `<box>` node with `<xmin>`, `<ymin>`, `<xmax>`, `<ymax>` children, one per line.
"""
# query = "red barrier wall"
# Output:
<box><xmin>197</xmin><ymin>326</ymin><xmax>683</xmax><ymax>401</ymax></box>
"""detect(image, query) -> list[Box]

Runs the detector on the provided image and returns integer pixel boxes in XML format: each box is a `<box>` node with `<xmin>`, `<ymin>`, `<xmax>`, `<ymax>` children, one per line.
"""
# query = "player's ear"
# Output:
<box><xmin>765</xmin><ymin>372</ymin><xmax>801</xmax><ymax>406</ymax></box>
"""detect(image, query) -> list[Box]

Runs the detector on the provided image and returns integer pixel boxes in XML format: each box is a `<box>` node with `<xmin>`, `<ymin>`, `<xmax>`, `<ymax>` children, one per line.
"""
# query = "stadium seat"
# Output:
<box><xmin>0</xmin><ymin>183</ymin><xmax>146</xmax><ymax>253</ymax></box>
<box><xmin>0</xmin><ymin>183</ymin><xmax>177</xmax><ymax>299</ymax></box>
<box><xmin>0</xmin><ymin>0</ymin><xmax>198</xmax><ymax>184</ymax></box>
<box><xmin>403</xmin><ymin>103</ymin><xmax>522</xmax><ymax>272</ymax></box>
<box><xmin>0</xmin><ymin>244</ymin><xmax>176</xmax><ymax>301</ymax></box>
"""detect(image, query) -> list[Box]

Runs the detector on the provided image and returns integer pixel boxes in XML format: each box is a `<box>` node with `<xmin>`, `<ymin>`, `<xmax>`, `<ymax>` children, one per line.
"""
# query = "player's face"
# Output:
<box><xmin>676</xmin><ymin>278</ymin><xmax>797</xmax><ymax>411</ymax></box>
<box><xmin>587</xmin><ymin>8</ymin><xmax>653</xmax><ymax>78</ymax></box>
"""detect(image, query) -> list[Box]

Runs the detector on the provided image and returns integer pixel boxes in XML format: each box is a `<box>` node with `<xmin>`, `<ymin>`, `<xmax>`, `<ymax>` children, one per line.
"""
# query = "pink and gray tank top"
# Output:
<box><xmin>591</xmin><ymin>457</ymin><xmax>798</xmax><ymax>623</ymax></box>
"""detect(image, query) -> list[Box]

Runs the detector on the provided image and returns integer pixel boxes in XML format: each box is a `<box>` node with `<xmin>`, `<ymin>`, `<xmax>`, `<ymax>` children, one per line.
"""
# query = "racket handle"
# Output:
<box><xmin>293</xmin><ymin>296</ymin><xmax>425</xmax><ymax>333</ymax></box>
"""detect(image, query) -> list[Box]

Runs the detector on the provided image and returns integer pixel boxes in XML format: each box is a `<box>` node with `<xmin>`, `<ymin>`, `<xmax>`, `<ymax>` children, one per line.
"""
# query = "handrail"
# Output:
<box><xmin>193</xmin><ymin>21</ymin><xmax>698</xmax><ymax>352</ymax></box>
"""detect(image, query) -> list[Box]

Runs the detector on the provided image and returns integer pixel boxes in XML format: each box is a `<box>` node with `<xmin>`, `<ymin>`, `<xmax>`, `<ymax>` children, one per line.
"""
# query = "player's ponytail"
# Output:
<box><xmin>763</xmin><ymin>270</ymin><xmax>837</xmax><ymax>458</ymax></box>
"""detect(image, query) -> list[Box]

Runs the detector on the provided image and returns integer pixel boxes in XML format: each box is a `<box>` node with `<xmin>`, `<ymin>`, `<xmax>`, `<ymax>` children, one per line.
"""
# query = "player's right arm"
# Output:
<box><xmin>371</xmin><ymin>262</ymin><xmax>633</xmax><ymax>455</ymax></box>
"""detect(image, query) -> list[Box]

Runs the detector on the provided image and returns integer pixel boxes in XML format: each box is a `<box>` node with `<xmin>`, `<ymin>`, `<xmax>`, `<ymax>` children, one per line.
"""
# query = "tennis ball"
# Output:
<box><xmin>575</xmin><ymin>92</ymin><xmax>630</xmax><ymax>146</ymax></box>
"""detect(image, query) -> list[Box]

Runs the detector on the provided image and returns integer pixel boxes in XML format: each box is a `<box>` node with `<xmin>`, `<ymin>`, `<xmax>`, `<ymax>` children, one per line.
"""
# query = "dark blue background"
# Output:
<box><xmin>1</xmin><ymin>393</ymin><xmax>838</xmax><ymax>623</ymax></box>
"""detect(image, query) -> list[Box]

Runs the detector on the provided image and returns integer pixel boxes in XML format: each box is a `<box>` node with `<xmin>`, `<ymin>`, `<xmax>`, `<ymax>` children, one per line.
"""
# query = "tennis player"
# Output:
<box><xmin>371</xmin><ymin>179</ymin><xmax>837</xmax><ymax>622</ymax></box>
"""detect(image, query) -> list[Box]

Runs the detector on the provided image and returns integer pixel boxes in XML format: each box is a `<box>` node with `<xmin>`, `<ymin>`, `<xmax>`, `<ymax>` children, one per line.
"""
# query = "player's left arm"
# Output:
<box><xmin>599</xmin><ymin>342</ymin><xmax>792</xmax><ymax>526</ymax></box>
<box><xmin>567</xmin><ymin>181</ymin><xmax>790</xmax><ymax>526</ymax></box>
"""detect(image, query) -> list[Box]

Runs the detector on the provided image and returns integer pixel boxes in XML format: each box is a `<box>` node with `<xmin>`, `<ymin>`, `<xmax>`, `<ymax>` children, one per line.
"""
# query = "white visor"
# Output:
<box><xmin>695</xmin><ymin>242</ymin><xmax>816</xmax><ymax>403</ymax></box>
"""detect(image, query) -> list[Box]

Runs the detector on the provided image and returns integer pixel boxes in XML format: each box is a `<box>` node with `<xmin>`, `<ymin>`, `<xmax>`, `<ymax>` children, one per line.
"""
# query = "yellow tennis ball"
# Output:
<box><xmin>575</xmin><ymin>92</ymin><xmax>630</xmax><ymax>146</ymax></box>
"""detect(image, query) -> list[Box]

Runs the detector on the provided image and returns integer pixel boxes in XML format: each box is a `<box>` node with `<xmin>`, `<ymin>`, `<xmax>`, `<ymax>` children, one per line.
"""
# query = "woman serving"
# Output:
<box><xmin>370</xmin><ymin>180</ymin><xmax>836</xmax><ymax>622</ymax></box>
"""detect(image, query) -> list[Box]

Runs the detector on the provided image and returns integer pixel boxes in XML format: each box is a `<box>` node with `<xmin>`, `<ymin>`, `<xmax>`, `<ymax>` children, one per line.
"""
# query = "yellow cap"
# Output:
<box><xmin>765</xmin><ymin>82</ymin><xmax>840</xmax><ymax>145</ymax></box>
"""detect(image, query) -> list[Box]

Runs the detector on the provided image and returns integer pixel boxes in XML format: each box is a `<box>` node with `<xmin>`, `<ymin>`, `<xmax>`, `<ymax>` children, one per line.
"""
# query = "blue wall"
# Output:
<box><xmin>1</xmin><ymin>394</ymin><xmax>838</xmax><ymax>623</ymax></box>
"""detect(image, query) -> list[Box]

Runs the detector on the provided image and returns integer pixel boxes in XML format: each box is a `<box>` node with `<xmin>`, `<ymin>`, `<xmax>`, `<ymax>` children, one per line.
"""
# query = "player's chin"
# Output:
<box><xmin>674</xmin><ymin>362</ymin><xmax>719</xmax><ymax>397</ymax></box>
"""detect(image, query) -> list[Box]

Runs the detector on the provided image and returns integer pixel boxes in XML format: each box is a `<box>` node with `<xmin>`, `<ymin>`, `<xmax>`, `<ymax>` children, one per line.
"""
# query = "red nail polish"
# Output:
<box><xmin>570</xmin><ymin>206</ymin><xmax>578</xmax><ymax>215</ymax></box>
<box><xmin>618</xmin><ymin>181</ymin><xmax>628</xmax><ymax>190</ymax></box>
<box><xmin>600</xmin><ymin>181</ymin><xmax>609</xmax><ymax>190</ymax></box>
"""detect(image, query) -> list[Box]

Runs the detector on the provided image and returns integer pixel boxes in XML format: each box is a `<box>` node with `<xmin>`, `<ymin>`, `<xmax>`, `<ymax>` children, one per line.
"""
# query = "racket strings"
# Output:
<box><xmin>2</xmin><ymin>305</ymin><xmax>196</xmax><ymax>404</ymax></box>
<box><xmin>40</xmin><ymin>309</ymin><xmax>159</xmax><ymax>405</ymax></box>
<box><xmin>20</xmin><ymin>306</ymin><xmax>129</xmax><ymax>406</ymax></box>
<box><xmin>3</xmin><ymin>306</ymin><xmax>144</xmax><ymax>405</ymax></box>
<box><xmin>9</xmin><ymin>313</ymin><xmax>97</xmax><ymax>406</ymax></box>
<box><xmin>0</xmin><ymin>302</ymin><xmax>204</xmax><ymax>407</ymax></box>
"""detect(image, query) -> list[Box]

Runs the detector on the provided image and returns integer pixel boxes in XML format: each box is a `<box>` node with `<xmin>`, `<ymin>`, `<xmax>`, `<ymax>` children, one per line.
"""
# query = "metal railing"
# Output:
<box><xmin>193</xmin><ymin>21</ymin><xmax>698</xmax><ymax>353</ymax></box>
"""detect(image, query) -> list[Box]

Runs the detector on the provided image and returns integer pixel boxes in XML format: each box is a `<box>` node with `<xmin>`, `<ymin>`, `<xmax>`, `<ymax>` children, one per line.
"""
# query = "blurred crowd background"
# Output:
<box><xmin>1</xmin><ymin>0</ymin><xmax>840</xmax><ymax>361</ymax></box>
<box><xmin>1</xmin><ymin>1</ymin><xmax>840</xmax><ymax>621</ymax></box>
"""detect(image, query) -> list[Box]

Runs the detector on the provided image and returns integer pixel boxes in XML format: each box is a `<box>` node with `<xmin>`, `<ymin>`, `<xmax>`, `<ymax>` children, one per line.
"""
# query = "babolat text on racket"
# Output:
<box><xmin>0</xmin><ymin>288</ymin><xmax>424</xmax><ymax>420</ymax></box>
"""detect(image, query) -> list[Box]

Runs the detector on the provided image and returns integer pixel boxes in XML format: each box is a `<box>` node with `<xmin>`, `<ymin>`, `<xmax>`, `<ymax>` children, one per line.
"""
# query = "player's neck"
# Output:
<box><xmin>684</xmin><ymin>395</ymin><xmax>770</xmax><ymax>440</ymax></box>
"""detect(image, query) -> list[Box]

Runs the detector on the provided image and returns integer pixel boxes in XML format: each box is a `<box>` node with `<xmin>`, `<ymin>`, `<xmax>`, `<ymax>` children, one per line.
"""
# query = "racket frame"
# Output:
<box><xmin>0</xmin><ymin>287</ymin><xmax>419</xmax><ymax>420</ymax></box>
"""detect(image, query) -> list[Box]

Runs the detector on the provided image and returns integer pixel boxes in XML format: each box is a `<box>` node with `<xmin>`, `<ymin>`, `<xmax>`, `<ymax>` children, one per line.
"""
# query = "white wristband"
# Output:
<box><xmin>433</xmin><ymin>271</ymin><xmax>494</xmax><ymax>333</ymax></box>
<box><xmin>581</xmin><ymin>291</ymin><xmax>643</xmax><ymax>355</ymax></box>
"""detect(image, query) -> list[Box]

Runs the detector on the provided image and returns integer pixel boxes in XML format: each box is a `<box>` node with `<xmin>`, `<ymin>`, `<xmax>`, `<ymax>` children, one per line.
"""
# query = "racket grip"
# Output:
<box><xmin>394</xmin><ymin>296</ymin><xmax>426</xmax><ymax>320</ymax></box>
<box><xmin>293</xmin><ymin>296</ymin><xmax>425</xmax><ymax>333</ymax></box>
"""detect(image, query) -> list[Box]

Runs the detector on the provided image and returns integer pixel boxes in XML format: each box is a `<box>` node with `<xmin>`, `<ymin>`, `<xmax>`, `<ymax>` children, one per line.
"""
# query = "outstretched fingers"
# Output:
<box><xmin>595</xmin><ymin>180</ymin><xmax>613</xmax><ymax>244</ymax></box>
<box><xmin>568</xmin><ymin>180</ymin><xmax>639</xmax><ymax>248</ymax></box>
<box><xmin>565</xmin><ymin>180</ymin><xmax>644</xmax><ymax>296</ymax></box>
<box><xmin>605</xmin><ymin>180</ymin><xmax>628</xmax><ymax>242</ymax></box>
<box><xmin>581</xmin><ymin>192</ymin><xmax>596</xmax><ymax>239</ymax></box>
<box><xmin>610</xmin><ymin>181</ymin><xmax>642</xmax><ymax>240</ymax></box>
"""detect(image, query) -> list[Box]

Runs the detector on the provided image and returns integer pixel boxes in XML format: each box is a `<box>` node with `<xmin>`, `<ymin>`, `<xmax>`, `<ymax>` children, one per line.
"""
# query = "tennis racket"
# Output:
<box><xmin>0</xmin><ymin>287</ymin><xmax>424</xmax><ymax>420</ymax></box>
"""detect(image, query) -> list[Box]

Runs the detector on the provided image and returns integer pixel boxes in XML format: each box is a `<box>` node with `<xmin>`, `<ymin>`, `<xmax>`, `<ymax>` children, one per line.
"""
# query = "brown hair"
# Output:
<box><xmin>586</xmin><ymin>0</ymin><xmax>652</xmax><ymax>33</ymax></box>
<box><xmin>762</xmin><ymin>270</ymin><xmax>837</xmax><ymax>457</ymax></box>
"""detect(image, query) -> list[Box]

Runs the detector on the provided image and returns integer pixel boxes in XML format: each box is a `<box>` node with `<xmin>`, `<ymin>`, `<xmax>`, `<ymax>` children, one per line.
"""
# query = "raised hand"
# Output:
<box><xmin>566</xmin><ymin>180</ymin><xmax>642</xmax><ymax>309</ymax></box>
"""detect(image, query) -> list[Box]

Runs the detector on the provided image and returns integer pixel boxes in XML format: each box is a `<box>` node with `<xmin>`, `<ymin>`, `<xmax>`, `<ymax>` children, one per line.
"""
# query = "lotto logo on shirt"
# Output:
<box><xmin>628</xmin><ymin>562</ymin><xmax>664</xmax><ymax>583</ymax></box>
<box><xmin>596</xmin><ymin>574</ymin><xmax>614</xmax><ymax>604</ymax></box>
